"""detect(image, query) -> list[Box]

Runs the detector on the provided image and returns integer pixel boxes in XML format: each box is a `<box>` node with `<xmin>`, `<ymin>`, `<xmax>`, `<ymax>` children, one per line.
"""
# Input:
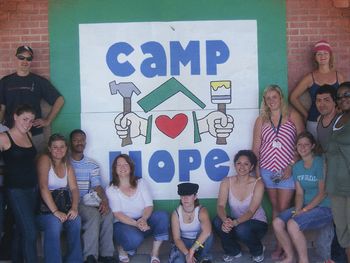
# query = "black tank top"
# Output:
<box><xmin>2</xmin><ymin>131</ymin><xmax>37</xmax><ymax>188</ymax></box>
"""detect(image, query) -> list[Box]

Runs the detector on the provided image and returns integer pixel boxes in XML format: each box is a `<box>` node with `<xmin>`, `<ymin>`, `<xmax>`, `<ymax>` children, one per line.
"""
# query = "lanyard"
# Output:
<box><xmin>270</xmin><ymin>114</ymin><xmax>282</xmax><ymax>137</ymax></box>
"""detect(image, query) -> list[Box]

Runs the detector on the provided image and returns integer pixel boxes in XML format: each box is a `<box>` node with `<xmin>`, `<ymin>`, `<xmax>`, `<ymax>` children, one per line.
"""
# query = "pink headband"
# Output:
<box><xmin>313</xmin><ymin>40</ymin><xmax>332</xmax><ymax>53</ymax></box>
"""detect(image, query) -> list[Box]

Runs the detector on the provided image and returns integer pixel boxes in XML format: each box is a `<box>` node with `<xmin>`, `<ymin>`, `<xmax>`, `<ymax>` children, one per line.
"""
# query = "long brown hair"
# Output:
<box><xmin>111</xmin><ymin>154</ymin><xmax>137</xmax><ymax>188</ymax></box>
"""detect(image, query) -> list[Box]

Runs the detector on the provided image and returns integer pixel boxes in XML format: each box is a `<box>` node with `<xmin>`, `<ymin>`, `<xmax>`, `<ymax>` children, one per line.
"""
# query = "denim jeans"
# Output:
<box><xmin>278</xmin><ymin>206</ymin><xmax>333</xmax><ymax>231</ymax></box>
<box><xmin>331</xmin><ymin>226</ymin><xmax>347</xmax><ymax>263</ymax></box>
<box><xmin>37</xmin><ymin>213</ymin><xmax>83</xmax><ymax>263</ymax></box>
<box><xmin>6</xmin><ymin>187</ymin><xmax>38</xmax><ymax>263</ymax></box>
<box><xmin>168</xmin><ymin>233</ymin><xmax>213</xmax><ymax>263</ymax></box>
<box><xmin>113</xmin><ymin>210</ymin><xmax>169</xmax><ymax>253</ymax></box>
<box><xmin>0</xmin><ymin>188</ymin><xmax>3</xmax><ymax>240</ymax></box>
<box><xmin>213</xmin><ymin>216</ymin><xmax>268</xmax><ymax>257</ymax></box>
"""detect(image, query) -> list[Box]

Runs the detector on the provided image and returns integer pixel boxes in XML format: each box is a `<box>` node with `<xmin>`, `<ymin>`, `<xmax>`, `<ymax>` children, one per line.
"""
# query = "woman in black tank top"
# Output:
<box><xmin>0</xmin><ymin>104</ymin><xmax>38</xmax><ymax>263</ymax></box>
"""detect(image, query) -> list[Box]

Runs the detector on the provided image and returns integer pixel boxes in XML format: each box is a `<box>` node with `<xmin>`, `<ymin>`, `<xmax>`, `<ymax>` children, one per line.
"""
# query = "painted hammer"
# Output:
<box><xmin>109</xmin><ymin>81</ymin><xmax>141</xmax><ymax>146</ymax></box>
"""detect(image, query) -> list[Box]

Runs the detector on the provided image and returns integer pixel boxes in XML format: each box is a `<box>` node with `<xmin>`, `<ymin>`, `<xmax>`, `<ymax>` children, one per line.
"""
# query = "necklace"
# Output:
<box><xmin>182</xmin><ymin>206</ymin><xmax>195</xmax><ymax>222</ymax></box>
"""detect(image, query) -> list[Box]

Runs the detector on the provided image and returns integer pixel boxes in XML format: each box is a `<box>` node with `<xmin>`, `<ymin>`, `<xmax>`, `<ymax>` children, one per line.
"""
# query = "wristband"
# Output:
<box><xmin>191</xmin><ymin>242</ymin><xmax>200</xmax><ymax>251</ymax></box>
<box><xmin>52</xmin><ymin>210</ymin><xmax>58</xmax><ymax>214</ymax></box>
<box><xmin>195</xmin><ymin>240</ymin><xmax>204</xmax><ymax>248</ymax></box>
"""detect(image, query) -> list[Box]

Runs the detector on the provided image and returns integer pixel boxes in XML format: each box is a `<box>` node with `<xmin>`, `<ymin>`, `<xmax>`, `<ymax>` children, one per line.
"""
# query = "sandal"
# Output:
<box><xmin>118</xmin><ymin>254</ymin><xmax>130</xmax><ymax>263</ymax></box>
<box><xmin>271</xmin><ymin>249</ymin><xmax>284</xmax><ymax>260</ymax></box>
<box><xmin>150</xmin><ymin>256</ymin><xmax>160</xmax><ymax>263</ymax></box>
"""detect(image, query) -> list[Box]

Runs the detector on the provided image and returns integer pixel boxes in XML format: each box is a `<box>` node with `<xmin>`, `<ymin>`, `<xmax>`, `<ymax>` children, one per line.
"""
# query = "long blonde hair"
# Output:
<box><xmin>260</xmin><ymin>84</ymin><xmax>288</xmax><ymax>122</ymax></box>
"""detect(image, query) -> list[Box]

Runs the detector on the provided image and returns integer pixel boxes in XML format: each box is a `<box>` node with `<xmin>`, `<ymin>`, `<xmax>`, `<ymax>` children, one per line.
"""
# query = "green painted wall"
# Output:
<box><xmin>49</xmin><ymin>0</ymin><xmax>285</xmax><ymax>220</ymax></box>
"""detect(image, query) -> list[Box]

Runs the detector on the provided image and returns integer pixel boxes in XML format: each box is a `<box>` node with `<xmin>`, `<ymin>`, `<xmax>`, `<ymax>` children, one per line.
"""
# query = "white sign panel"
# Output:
<box><xmin>79</xmin><ymin>20</ymin><xmax>258</xmax><ymax>199</ymax></box>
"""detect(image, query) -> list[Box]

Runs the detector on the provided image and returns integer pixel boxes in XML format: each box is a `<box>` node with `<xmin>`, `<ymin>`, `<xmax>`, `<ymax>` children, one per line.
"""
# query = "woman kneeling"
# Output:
<box><xmin>213</xmin><ymin>150</ymin><xmax>267</xmax><ymax>263</ymax></box>
<box><xmin>169</xmin><ymin>183</ymin><xmax>213</xmax><ymax>263</ymax></box>
<box><xmin>106</xmin><ymin>154</ymin><xmax>169</xmax><ymax>263</ymax></box>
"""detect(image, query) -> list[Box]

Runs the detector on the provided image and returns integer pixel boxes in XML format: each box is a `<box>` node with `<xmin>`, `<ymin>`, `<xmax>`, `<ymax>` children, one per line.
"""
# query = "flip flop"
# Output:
<box><xmin>150</xmin><ymin>256</ymin><xmax>160</xmax><ymax>263</ymax></box>
<box><xmin>271</xmin><ymin>249</ymin><xmax>284</xmax><ymax>260</ymax></box>
<box><xmin>118</xmin><ymin>254</ymin><xmax>130</xmax><ymax>263</ymax></box>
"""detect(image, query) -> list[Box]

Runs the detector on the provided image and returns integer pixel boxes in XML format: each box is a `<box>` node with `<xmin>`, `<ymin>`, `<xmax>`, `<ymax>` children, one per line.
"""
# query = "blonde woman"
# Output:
<box><xmin>252</xmin><ymin>85</ymin><xmax>304</xmax><ymax>259</ymax></box>
<box><xmin>37</xmin><ymin>134</ymin><xmax>82</xmax><ymax>263</ymax></box>
<box><xmin>290</xmin><ymin>40</ymin><xmax>345</xmax><ymax>137</ymax></box>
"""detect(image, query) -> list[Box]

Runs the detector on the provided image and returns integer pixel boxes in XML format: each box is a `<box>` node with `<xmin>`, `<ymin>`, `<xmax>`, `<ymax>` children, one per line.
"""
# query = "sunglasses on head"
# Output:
<box><xmin>17</xmin><ymin>55</ymin><xmax>33</xmax><ymax>62</ymax></box>
<box><xmin>337</xmin><ymin>91</ymin><xmax>350</xmax><ymax>100</ymax></box>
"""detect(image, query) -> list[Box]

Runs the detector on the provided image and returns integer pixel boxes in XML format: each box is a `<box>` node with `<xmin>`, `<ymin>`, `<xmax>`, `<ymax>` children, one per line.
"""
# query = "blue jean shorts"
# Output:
<box><xmin>260</xmin><ymin>168</ymin><xmax>295</xmax><ymax>190</ymax></box>
<box><xmin>278</xmin><ymin>206</ymin><xmax>333</xmax><ymax>231</ymax></box>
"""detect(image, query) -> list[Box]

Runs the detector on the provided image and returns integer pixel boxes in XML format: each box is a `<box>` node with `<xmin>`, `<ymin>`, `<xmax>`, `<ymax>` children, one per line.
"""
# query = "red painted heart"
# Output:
<box><xmin>155</xmin><ymin>113</ymin><xmax>188</xmax><ymax>139</ymax></box>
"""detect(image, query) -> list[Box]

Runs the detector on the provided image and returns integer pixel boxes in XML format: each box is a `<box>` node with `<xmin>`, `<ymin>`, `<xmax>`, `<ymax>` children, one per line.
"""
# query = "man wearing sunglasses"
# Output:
<box><xmin>0</xmin><ymin>45</ymin><xmax>64</xmax><ymax>152</ymax></box>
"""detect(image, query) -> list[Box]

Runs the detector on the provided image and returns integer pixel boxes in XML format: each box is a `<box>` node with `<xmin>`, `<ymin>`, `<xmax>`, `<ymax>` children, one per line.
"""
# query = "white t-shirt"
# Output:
<box><xmin>106</xmin><ymin>178</ymin><xmax>153</xmax><ymax>221</ymax></box>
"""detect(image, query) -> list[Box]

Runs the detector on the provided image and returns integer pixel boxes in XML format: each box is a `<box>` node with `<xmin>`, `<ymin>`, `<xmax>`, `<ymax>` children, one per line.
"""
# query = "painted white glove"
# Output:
<box><xmin>198</xmin><ymin>111</ymin><xmax>234</xmax><ymax>138</ymax></box>
<box><xmin>114</xmin><ymin>112</ymin><xmax>147</xmax><ymax>139</ymax></box>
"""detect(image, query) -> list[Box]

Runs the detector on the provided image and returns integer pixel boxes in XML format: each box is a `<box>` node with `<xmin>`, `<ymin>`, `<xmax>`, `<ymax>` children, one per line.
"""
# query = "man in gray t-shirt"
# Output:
<box><xmin>316</xmin><ymin>84</ymin><xmax>346</xmax><ymax>262</ymax></box>
<box><xmin>315</xmin><ymin>84</ymin><xmax>338</xmax><ymax>152</ymax></box>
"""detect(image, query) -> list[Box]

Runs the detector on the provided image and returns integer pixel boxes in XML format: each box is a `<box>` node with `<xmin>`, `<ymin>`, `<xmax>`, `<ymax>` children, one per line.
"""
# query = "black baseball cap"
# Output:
<box><xmin>16</xmin><ymin>45</ymin><xmax>34</xmax><ymax>56</ymax></box>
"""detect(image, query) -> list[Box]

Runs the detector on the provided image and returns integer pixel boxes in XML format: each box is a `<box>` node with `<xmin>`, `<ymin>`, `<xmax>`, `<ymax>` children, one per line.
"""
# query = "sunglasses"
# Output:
<box><xmin>17</xmin><ymin>55</ymin><xmax>33</xmax><ymax>62</ymax></box>
<box><xmin>337</xmin><ymin>91</ymin><xmax>350</xmax><ymax>100</ymax></box>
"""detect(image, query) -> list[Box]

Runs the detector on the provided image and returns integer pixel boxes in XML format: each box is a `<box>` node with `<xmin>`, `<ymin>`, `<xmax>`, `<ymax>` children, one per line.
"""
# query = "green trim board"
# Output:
<box><xmin>49</xmin><ymin>0</ymin><xmax>286</xmax><ymax>216</ymax></box>
<box><xmin>49</xmin><ymin>0</ymin><xmax>287</xmax><ymax>135</ymax></box>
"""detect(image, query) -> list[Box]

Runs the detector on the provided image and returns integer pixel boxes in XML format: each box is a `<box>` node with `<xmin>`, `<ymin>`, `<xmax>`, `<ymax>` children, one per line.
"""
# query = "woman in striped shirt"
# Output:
<box><xmin>252</xmin><ymin>84</ymin><xmax>304</xmax><ymax>260</ymax></box>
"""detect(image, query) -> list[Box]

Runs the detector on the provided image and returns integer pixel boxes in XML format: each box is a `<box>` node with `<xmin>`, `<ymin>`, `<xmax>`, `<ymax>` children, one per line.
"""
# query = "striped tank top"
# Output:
<box><xmin>259</xmin><ymin>118</ymin><xmax>296</xmax><ymax>172</ymax></box>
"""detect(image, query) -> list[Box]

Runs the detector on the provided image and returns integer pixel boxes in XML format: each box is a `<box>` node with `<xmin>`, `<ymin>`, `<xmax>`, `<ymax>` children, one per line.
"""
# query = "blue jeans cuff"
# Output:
<box><xmin>154</xmin><ymin>233</ymin><xmax>169</xmax><ymax>241</ymax></box>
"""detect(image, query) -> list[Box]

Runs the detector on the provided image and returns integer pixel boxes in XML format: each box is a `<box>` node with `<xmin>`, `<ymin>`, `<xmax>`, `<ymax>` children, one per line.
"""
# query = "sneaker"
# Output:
<box><xmin>223</xmin><ymin>252</ymin><xmax>242</xmax><ymax>262</ymax></box>
<box><xmin>85</xmin><ymin>255</ymin><xmax>97</xmax><ymax>263</ymax></box>
<box><xmin>252</xmin><ymin>246</ymin><xmax>265</xmax><ymax>263</ymax></box>
<box><xmin>98</xmin><ymin>256</ymin><xmax>117</xmax><ymax>263</ymax></box>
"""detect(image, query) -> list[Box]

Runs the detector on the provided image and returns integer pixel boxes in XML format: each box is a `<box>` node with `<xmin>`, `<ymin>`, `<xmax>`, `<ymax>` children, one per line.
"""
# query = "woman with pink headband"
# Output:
<box><xmin>290</xmin><ymin>40</ymin><xmax>345</xmax><ymax>138</ymax></box>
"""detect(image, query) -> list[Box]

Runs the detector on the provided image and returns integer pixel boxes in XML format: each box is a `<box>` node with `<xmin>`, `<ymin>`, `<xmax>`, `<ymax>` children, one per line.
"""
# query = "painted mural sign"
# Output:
<box><xmin>79</xmin><ymin>20</ymin><xmax>259</xmax><ymax>199</ymax></box>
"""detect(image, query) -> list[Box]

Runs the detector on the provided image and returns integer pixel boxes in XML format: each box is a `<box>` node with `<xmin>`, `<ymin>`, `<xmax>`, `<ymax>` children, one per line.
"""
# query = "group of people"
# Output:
<box><xmin>0</xmin><ymin>38</ymin><xmax>349</xmax><ymax>263</ymax></box>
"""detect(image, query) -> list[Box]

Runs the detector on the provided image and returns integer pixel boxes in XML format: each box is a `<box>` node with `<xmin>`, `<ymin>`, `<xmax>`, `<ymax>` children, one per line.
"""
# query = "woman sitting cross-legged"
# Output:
<box><xmin>213</xmin><ymin>150</ymin><xmax>268</xmax><ymax>263</ymax></box>
<box><xmin>273</xmin><ymin>131</ymin><xmax>333</xmax><ymax>263</ymax></box>
<box><xmin>37</xmin><ymin>134</ymin><xmax>82</xmax><ymax>263</ymax></box>
<box><xmin>106</xmin><ymin>154</ymin><xmax>169</xmax><ymax>263</ymax></box>
<box><xmin>168</xmin><ymin>183</ymin><xmax>213</xmax><ymax>263</ymax></box>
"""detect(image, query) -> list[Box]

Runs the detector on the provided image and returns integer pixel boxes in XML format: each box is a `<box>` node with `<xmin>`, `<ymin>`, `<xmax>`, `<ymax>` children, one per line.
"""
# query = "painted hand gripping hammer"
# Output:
<box><xmin>109</xmin><ymin>81</ymin><xmax>141</xmax><ymax>146</ymax></box>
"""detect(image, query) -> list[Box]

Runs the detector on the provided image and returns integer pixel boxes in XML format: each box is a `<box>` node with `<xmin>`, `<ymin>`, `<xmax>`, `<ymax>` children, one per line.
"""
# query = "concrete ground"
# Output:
<box><xmin>129</xmin><ymin>228</ymin><xmax>325</xmax><ymax>263</ymax></box>
<box><xmin>0</xmin><ymin>228</ymin><xmax>336</xmax><ymax>263</ymax></box>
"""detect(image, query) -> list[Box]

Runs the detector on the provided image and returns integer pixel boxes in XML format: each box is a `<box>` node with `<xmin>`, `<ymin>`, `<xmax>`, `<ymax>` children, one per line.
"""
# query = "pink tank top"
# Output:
<box><xmin>259</xmin><ymin>118</ymin><xmax>296</xmax><ymax>172</ymax></box>
<box><xmin>228</xmin><ymin>177</ymin><xmax>267</xmax><ymax>223</ymax></box>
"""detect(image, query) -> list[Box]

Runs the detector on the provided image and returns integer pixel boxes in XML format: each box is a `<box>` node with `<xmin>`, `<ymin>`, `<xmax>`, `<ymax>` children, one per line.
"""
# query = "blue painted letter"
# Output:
<box><xmin>149</xmin><ymin>150</ymin><xmax>174</xmax><ymax>182</ymax></box>
<box><xmin>106</xmin><ymin>42</ymin><xmax>135</xmax><ymax>77</ymax></box>
<box><xmin>205</xmin><ymin>149</ymin><xmax>230</xmax><ymax>181</ymax></box>
<box><xmin>170</xmin><ymin>41</ymin><xmax>200</xmax><ymax>76</ymax></box>
<box><xmin>206</xmin><ymin>40</ymin><xmax>229</xmax><ymax>75</ymax></box>
<box><xmin>179</xmin><ymin>149</ymin><xmax>201</xmax><ymax>181</ymax></box>
<box><xmin>141</xmin><ymin>41</ymin><xmax>167</xmax><ymax>78</ymax></box>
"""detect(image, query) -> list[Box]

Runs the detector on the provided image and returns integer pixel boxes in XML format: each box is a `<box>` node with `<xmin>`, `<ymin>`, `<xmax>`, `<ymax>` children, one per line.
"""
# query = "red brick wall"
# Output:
<box><xmin>0</xmin><ymin>0</ymin><xmax>349</xmax><ymax>90</ymax></box>
<box><xmin>287</xmin><ymin>0</ymin><xmax>350</xmax><ymax>91</ymax></box>
<box><xmin>0</xmin><ymin>0</ymin><xmax>49</xmax><ymax>78</ymax></box>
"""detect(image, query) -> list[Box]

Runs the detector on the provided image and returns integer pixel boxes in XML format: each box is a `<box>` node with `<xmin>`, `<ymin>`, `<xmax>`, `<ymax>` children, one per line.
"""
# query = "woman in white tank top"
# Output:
<box><xmin>213</xmin><ymin>150</ymin><xmax>267</xmax><ymax>263</ymax></box>
<box><xmin>37</xmin><ymin>134</ymin><xmax>82</xmax><ymax>263</ymax></box>
<box><xmin>169</xmin><ymin>183</ymin><xmax>213</xmax><ymax>263</ymax></box>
